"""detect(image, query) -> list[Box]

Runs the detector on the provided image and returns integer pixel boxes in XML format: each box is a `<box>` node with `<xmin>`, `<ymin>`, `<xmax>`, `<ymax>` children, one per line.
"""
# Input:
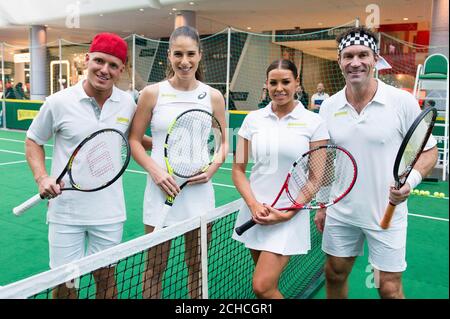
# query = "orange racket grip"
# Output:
<box><xmin>380</xmin><ymin>203</ymin><xmax>396</xmax><ymax>229</ymax></box>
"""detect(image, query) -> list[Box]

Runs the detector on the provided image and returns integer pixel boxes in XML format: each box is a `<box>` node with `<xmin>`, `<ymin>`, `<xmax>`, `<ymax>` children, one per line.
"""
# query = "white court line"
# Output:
<box><xmin>0</xmin><ymin>149</ymin><xmax>51</xmax><ymax>160</ymax></box>
<box><xmin>0</xmin><ymin>149</ymin><xmax>236</xmax><ymax>189</ymax></box>
<box><xmin>408</xmin><ymin>213</ymin><xmax>449</xmax><ymax>222</ymax></box>
<box><xmin>4</xmin><ymin>137</ymin><xmax>449</xmax><ymax>195</ymax></box>
<box><xmin>125</xmin><ymin>168</ymin><xmax>146</xmax><ymax>174</ymax></box>
<box><xmin>0</xmin><ymin>160</ymin><xmax>28</xmax><ymax>166</ymax></box>
<box><xmin>0</xmin><ymin>149</ymin><xmax>27</xmax><ymax>156</ymax></box>
<box><xmin>1</xmin><ymin>146</ymin><xmax>446</xmax><ymax>213</ymax></box>
<box><xmin>211</xmin><ymin>182</ymin><xmax>235</xmax><ymax>189</ymax></box>
<box><xmin>124</xmin><ymin>168</ymin><xmax>235</xmax><ymax>188</ymax></box>
<box><xmin>0</xmin><ymin>137</ymin><xmax>53</xmax><ymax>148</ymax></box>
<box><xmin>0</xmin><ymin>137</ymin><xmax>249</xmax><ymax>173</ymax></box>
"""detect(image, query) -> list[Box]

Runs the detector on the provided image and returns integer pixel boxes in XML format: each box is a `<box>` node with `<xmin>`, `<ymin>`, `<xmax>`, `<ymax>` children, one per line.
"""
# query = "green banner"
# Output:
<box><xmin>5</xmin><ymin>99</ymin><xmax>43</xmax><ymax>130</ymax></box>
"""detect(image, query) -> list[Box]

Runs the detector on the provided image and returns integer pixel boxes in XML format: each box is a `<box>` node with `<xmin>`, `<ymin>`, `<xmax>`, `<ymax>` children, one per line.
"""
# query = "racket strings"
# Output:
<box><xmin>167</xmin><ymin>110</ymin><xmax>221</xmax><ymax>178</ymax></box>
<box><xmin>71</xmin><ymin>131</ymin><xmax>128</xmax><ymax>190</ymax></box>
<box><xmin>288</xmin><ymin>147</ymin><xmax>355</xmax><ymax>207</ymax></box>
<box><xmin>86</xmin><ymin>141</ymin><xmax>115</xmax><ymax>177</ymax></box>
<box><xmin>398</xmin><ymin>111</ymin><xmax>435</xmax><ymax>182</ymax></box>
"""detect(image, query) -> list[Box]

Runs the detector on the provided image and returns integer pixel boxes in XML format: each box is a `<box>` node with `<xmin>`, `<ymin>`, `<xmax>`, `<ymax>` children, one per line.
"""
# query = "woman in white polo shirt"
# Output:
<box><xmin>232</xmin><ymin>59</ymin><xmax>329</xmax><ymax>299</ymax></box>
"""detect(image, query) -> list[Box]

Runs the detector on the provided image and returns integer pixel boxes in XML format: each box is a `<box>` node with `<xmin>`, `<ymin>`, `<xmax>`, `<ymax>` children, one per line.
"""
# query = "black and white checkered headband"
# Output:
<box><xmin>338</xmin><ymin>32</ymin><xmax>378</xmax><ymax>53</ymax></box>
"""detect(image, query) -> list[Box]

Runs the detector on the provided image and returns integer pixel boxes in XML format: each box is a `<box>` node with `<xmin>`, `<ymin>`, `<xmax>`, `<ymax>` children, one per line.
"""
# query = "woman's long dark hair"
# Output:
<box><xmin>166</xmin><ymin>26</ymin><xmax>205</xmax><ymax>81</ymax></box>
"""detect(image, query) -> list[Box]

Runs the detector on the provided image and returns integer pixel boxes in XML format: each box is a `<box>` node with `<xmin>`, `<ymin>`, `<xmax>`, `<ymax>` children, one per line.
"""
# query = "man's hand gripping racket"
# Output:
<box><xmin>235</xmin><ymin>145</ymin><xmax>358</xmax><ymax>236</ymax></box>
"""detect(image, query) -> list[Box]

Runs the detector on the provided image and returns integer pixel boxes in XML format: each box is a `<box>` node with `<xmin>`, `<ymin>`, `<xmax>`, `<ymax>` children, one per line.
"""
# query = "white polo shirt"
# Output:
<box><xmin>311</xmin><ymin>92</ymin><xmax>330</xmax><ymax>107</ymax></box>
<box><xmin>241</xmin><ymin>103</ymin><xmax>329</xmax><ymax>205</ymax></box>
<box><xmin>319</xmin><ymin>79</ymin><xmax>437</xmax><ymax>230</ymax></box>
<box><xmin>27</xmin><ymin>80</ymin><xmax>136</xmax><ymax>225</ymax></box>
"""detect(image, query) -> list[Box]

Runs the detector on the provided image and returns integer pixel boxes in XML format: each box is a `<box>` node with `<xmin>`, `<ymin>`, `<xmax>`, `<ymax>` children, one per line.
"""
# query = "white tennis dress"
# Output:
<box><xmin>143</xmin><ymin>80</ymin><xmax>215</xmax><ymax>227</ymax></box>
<box><xmin>232</xmin><ymin>103</ymin><xmax>329</xmax><ymax>255</ymax></box>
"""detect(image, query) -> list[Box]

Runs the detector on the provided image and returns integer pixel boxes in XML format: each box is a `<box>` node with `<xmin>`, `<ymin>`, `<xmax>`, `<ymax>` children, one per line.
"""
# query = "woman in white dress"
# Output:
<box><xmin>232</xmin><ymin>59</ymin><xmax>329</xmax><ymax>298</ymax></box>
<box><xmin>129</xmin><ymin>26</ymin><xmax>228</xmax><ymax>299</ymax></box>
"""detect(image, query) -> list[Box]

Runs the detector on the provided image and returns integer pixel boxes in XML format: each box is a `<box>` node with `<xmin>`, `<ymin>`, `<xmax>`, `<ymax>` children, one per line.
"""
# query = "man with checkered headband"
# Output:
<box><xmin>315</xmin><ymin>27</ymin><xmax>438</xmax><ymax>299</ymax></box>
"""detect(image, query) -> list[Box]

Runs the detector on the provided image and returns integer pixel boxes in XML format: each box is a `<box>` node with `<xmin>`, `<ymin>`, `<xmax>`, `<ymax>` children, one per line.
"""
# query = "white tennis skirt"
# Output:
<box><xmin>232</xmin><ymin>203</ymin><xmax>311</xmax><ymax>256</ymax></box>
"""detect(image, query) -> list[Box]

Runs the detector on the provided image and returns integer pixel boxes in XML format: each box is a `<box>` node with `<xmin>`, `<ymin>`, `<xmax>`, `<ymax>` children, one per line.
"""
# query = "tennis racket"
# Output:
<box><xmin>235</xmin><ymin>145</ymin><xmax>358</xmax><ymax>236</ymax></box>
<box><xmin>153</xmin><ymin>108</ymin><xmax>223</xmax><ymax>231</ymax></box>
<box><xmin>380</xmin><ymin>107</ymin><xmax>437</xmax><ymax>229</ymax></box>
<box><xmin>13</xmin><ymin>128</ymin><xmax>131</xmax><ymax>216</ymax></box>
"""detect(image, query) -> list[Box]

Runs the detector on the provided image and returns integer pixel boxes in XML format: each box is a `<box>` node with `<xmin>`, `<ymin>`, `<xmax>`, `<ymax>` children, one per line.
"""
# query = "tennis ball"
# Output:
<box><xmin>413</xmin><ymin>189</ymin><xmax>420</xmax><ymax>195</ymax></box>
<box><xmin>424</xmin><ymin>191</ymin><xmax>430</xmax><ymax>196</ymax></box>
<box><xmin>433</xmin><ymin>191</ymin><xmax>440</xmax><ymax>197</ymax></box>
<box><xmin>419</xmin><ymin>190</ymin><xmax>426</xmax><ymax>196</ymax></box>
<box><xmin>439</xmin><ymin>192</ymin><xmax>445</xmax><ymax>198</ymax></box>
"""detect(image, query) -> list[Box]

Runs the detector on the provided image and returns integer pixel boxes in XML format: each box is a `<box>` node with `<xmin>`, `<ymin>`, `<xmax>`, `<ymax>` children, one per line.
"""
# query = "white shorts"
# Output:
<box><xmin>322</xmin><ymin>215</ymin><xmax>407</xmax><ymax>272</ymax></box>
<box><xmin>48</xmin><ymin>222</ymin><xmax>124</xmax><ymax>269</ymax></box>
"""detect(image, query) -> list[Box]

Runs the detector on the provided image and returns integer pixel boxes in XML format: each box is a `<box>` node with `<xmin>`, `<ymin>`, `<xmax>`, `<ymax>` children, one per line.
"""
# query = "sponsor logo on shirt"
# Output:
<box><xmin>198</xmin><ymin>92</ymin><xmax>207</xmax><ymax>100</ymax></box>
<box><xmin>161</xmin><ymin>93</ymin><xmax>177</xmax><ymax>98</ymax></box>
<box><xmin>116</xmin><ymin>117</ymin><xmax>130</xmax><ymax>124</ymax></box>
<box><xmin>287</xmin><ymin>122</ymin><xmax>307</xmax><ymax>127</ymax></box>
<box><xmin>334</xmin><ymin>111</ymin><xmax>348</xmax><ymax>117</ymax></box>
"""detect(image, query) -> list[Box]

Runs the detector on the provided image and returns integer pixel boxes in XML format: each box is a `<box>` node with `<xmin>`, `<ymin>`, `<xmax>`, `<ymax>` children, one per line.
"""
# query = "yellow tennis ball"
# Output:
<box><xmin>419</xmin><ymin>190</ymin><xmax>426</xmax><ymax>196</ymax></box>
<box><xmin>433</xmin><ymin>192</ymin><xmax>440</xmax><ymax>197</ymax></box>
<box><xmin>439</xmin><ymin>192</ymin><xmax>445</xmax><ymax>198</ymax></box>
<box><xmin>424</xmin><ymin>191</ymin><xmax>430</xmax><ymax>196</ymax></box>
<box><xmin>413</xmin><ymin>189</ymin><xmax>420</xmax><ymax>195</ymax></box>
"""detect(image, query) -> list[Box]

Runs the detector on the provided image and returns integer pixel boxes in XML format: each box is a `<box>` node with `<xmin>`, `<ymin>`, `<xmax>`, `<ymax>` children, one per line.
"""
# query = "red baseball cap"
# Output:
<box><xmin>89</xmin><ymin>32</ymin><xmax>128</xmax><ymax>64</ymax></box>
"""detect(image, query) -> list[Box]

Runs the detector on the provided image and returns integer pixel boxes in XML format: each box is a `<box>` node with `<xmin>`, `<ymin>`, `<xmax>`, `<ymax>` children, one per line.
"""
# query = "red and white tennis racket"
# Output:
<box><xmin>235</xmin><ymin>145</ymin><xmax>358</xmax><ymax>235</ymax></box>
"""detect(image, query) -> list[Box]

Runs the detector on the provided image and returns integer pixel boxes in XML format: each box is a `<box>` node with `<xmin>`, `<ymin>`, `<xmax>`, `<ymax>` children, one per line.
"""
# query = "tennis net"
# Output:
<box><xmin>0</xmin><ymin>199</ymin><xmax>325</xmax><ymax>299</ymax></box>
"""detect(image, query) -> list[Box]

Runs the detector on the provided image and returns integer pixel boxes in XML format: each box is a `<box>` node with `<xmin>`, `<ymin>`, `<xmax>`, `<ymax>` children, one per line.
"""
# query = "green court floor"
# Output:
<box><xmin>0</xmin><ymin>129</ymin><xmax>448</xmax><ymax>298</ymax></box>
<box><xmin>312</xmin><ymin>180</ymin><xmax>449</xmax><ymax>299</ymax></box>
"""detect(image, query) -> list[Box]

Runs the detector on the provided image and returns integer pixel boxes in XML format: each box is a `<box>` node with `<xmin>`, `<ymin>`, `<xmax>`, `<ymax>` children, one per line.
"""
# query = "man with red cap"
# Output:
<box><xmin>24</xmin><ymin>32</ymin><xmax>150</xmax><ymax>299</ymax></box>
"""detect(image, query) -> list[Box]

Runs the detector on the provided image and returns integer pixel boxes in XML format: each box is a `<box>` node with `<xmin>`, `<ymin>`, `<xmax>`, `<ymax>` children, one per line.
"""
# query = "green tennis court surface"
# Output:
<box><xmin>0</xmin><ymin>129</ymin><xmax>448</xmax><ymax>298</ymax></box>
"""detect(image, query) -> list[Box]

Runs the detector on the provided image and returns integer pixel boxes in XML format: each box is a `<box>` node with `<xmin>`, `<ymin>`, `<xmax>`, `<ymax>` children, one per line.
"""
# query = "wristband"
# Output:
<box><xmin>406</xmin><ymin>169</ymin><xmax>422</xmax><ymax>190</ymax></box>
<box><xmin>35</xmin><ymin>175</ymin><xmax>48</xmax><ymax>184</ymax></box>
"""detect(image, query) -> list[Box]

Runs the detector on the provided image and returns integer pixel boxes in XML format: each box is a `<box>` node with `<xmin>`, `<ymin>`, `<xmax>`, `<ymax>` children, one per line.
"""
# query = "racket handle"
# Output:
<box><xmin>235</xmin><ymin>219</ymin><xmax>256</xmax><ymax>236</ymax></box>
<box><xmin>380</xmin><ymin>203</ymin><xmax>396</xmax><ymax>229</ymax></box>
<box><xmin>154</xmin><ymin>202</ymin><xmax>172</xmax><ymax>231</ymax></box>
<box><xmin>153</xmin><ymin>182</ymin><xmax>187</xmax><ymax>231</ymax></box>
<box><xmin>13</xmin><ymin>194</ymin><xmax>44</xmax><ymax>216</ymax></box>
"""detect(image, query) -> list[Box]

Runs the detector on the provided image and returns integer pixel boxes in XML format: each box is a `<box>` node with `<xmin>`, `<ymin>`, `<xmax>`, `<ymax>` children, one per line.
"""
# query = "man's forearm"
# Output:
<box><xmin>25</xmin><ymin>138</ymin><xmax>48</xmax><ymax>183</ymax></box>
<box><xmin>415</xmin><ymin>146</ymin><xmax>439</xmax><ymax>178</ymax></box>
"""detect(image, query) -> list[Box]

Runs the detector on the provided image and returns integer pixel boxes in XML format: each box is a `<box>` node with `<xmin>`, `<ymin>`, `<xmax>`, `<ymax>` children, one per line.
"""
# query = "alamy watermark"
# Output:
<box><xmin>63</xmin><ymin>264</ymin><xmax>81</xmax><ymax>289</ymax></box>
<box><xmin>365</xmin><ymin>263</ymin><xmax>380</xmax><ymax>289</ymax></box>
<box><xmin>65</xmin><ymin>2</ymin><xmax>81</xmax><ymax>29</ymax></box>
<box><xmin>365</xmin><ymin>4</ymin><xmax>380</xmax><ymax>29</ymax></box>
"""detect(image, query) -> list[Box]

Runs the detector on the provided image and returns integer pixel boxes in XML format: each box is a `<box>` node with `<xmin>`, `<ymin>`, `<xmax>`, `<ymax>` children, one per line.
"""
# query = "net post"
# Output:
<box><xmin>225</xmin><ymin>27</ymin><xmax>231</xmax><ymax>125</ymax></box>
<box><xmin>1</xmin><ymin>42</ymin><xmax>5</xmax><ymax>128</ymax></box>
<box><xmin>200</xmin><ymin>213</ymin><xmax>209</xmax><ymax>299</ymax></box>
<box><xmin>132</xmin><ymin>34</ymin><xmax>136</xmax><ymax>92</ymax></box>
<box><xmin>444</xmin><ymin>70</ymin><xmax>449</xmax><ymax>181</ymax></box>
<box><xmin>57</xmin><ymin>38</ymin><xmax>63</xmax><ymax>93</ymax></box>
<box><xmin>375</xmin><ymin>33</ymin><xmax>381</xmax><ymax>79</ymax></box>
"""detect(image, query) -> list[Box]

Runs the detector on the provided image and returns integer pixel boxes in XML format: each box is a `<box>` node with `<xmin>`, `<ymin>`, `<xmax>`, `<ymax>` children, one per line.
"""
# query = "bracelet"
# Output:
<box><xmin>35</xmin><ymin>175</ymin><xmax>48</xmax><ymax>184</ymax></box>
<box><xmin>406</xmin><ymin>169</ymin><xmax>422</xmax><ymax>189</ymax></box>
